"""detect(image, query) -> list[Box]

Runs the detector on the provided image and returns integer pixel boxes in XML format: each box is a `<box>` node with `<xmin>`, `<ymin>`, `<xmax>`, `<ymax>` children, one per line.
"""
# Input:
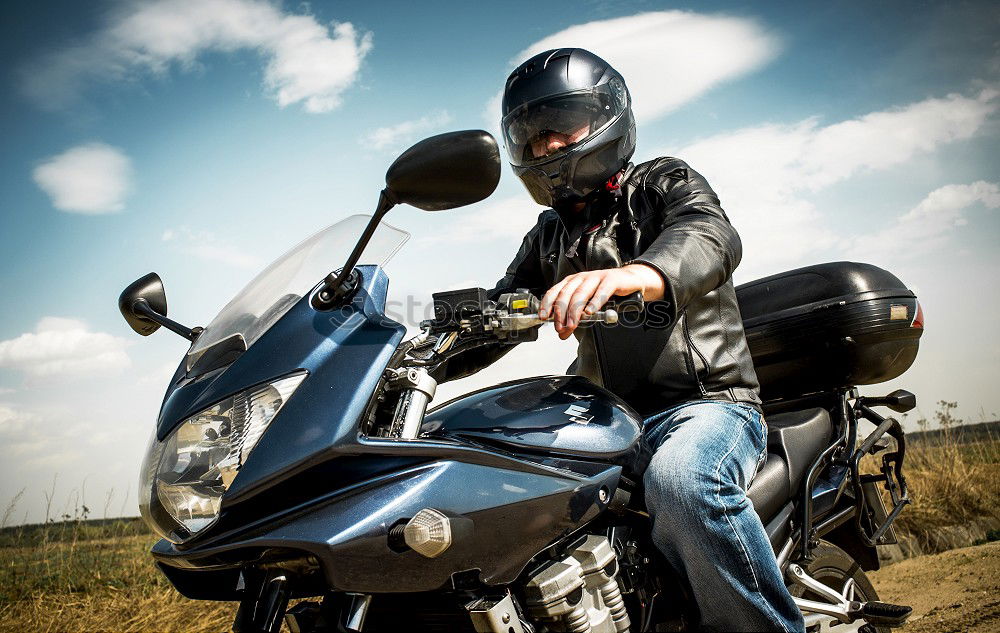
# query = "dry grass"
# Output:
<box><xmin>0</xmin><ymin>575</ymin><xmax>234</xmax><ymax>633</ymax></box>
<box><xmin>895</xmin><ymin>439</ymin><xmax>999</xmax><ymax>544</ymax></box>
<box><xmin>0</xmin><ymin>523</ymin><xmax>234</xmax><ymax>632</ymax></box>
<box><xmin>865</xmin><ymin>401</ymin><xmax>1000</xmax><ymax>552</ymax></box>
<box><xmin>1</xmin><ymin>402</ymin><xmax>997</xmax><ymax>632</ymax></box>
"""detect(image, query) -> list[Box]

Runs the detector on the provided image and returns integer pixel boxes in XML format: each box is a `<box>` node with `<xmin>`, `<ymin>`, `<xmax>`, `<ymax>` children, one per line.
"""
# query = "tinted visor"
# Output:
<box><xmin>502</xmin><ymin>82</ymin><xmax>627</xmax><ymax>166</ymax></box>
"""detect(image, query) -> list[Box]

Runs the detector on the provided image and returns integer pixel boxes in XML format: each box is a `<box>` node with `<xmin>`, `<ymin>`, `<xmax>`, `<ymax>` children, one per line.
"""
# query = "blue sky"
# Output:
<box><xmin>1</xmin><ymin>0</ymin><xmax>997</xmax><ymax>523</ymax></box>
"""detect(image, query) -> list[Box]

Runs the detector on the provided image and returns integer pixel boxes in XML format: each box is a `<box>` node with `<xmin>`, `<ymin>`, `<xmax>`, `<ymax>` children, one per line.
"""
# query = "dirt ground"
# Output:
<box><xmin>1</xmin><ymin>538</ymin><xmax>996</xmax><ymax>632</ymax></box>
<box><xmin>870</xmin><ymin>540</ymin><xmax>1000</xmax><ymax>632</ymax></box>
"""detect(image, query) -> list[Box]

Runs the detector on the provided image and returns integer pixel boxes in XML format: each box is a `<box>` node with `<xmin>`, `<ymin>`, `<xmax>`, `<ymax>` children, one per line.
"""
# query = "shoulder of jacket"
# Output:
<box><xmin>537</xmin><ymin>207</ymin><xmax>559</xmax><ymax>222</ymax></box>
<box><xmin>533</xmin><ymin>208</ymin><xmax>561</xmax><ymax>230</ymax></box>
<box><xmin>626</xmin><ymin>156</ymin><xmax>694</xmax><ymax>188</ymax></box>
<box><xmin>516</xmin><ymin>208</ymin><xmax>559</xmax><ymax>243</ymax></box>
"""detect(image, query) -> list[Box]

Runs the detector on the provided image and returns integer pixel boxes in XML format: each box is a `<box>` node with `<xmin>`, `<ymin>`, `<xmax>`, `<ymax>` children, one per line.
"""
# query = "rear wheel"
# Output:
<box><xmin>789</xmin><ymin>541</ymin><xmax>889</xmax><ymax>633</ymax></box>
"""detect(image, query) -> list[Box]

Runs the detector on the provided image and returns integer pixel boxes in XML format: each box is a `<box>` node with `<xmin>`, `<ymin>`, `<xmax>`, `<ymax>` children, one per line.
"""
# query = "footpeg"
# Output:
<box><xmin>789</xmin><ymin>563</ymin><xmax>912</xmax><ymax>629</ymax></box>
<box><xmin>857</xmin><ymin>601</ymin><xmax>912</xmax><ymax>628</ymax></box>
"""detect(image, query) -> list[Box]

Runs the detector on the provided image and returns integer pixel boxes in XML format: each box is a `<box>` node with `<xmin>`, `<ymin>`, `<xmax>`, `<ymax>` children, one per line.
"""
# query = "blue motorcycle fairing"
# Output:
<box><xmin>422</xmin><ymin>375</ymin><xmax>642</xmax><ymax>469</ymax></box>
<box><xmin>151</xmin><ymin>456</ymin><xmax>622</xmax><ymax>598</ymax></box>
<box><xmin>153</xmin><ymin>265</ymin><xmax>406</xmax><ymax>504</ymax></box>
<box><xmin>175</xmin><ymin>434</ymin><xmax>620</xmax><ymax>553</ymax></box>
<box><xmin>146</xmin><ymin>263</ymin><xmax>631</xmax><ymax>599</ymax></box>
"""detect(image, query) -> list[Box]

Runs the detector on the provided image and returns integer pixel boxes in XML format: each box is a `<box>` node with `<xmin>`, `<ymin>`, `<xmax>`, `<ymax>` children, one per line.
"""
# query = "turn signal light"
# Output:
<box><xmin>403</xmin><ymin>508</ymin><xmax>453</xmax><ymax>558</ymax></box>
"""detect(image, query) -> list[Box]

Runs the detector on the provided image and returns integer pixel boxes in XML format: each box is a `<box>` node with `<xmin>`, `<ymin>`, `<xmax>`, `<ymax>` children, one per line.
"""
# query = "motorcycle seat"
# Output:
<box><xmin>747</xmin><ymin>454</ymin><xmax>789</xmax><ymax>521</ymax></box>
<box><xmin>748</xmin><ymin>407</ymin><xmax>833</xmax><ymax>521</ymax></box>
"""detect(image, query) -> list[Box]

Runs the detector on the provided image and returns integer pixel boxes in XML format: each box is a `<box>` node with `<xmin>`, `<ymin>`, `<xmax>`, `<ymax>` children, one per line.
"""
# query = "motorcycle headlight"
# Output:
<box><xmin>139</xmin><ymin>373</ymin><xmax>306</xmax><ymax>543</ymax></box>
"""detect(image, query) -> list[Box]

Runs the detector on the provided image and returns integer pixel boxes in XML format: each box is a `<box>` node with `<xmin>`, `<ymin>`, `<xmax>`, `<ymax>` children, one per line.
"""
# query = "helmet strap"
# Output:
<box><xmin>603</xmin><ymin>168</ymin><xmax>626</xmax><ymax>199</ymax></box>
<box><xmin>604</xmin><ymin>170</ymin><xmax>624</xmax><ymax>191</ymax></box>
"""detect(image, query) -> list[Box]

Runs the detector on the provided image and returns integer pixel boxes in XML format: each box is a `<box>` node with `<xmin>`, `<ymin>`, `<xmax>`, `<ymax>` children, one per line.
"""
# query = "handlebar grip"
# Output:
<box><xmin>604</xmin><ymin>290</ymin><xmax>644</xmax><ymax>313</ymax></box>
<box><xmin>581</xmin><ymin>309</ymin><xmax>618</xmax><ymax>325</ymax></box>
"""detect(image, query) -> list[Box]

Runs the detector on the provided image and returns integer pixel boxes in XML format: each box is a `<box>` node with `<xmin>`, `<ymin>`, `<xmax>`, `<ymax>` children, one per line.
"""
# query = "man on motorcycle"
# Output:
<box><xmin>434</xmin><ymin>48</ymin><xmax>805</xmax><ymax>632</ymax></box>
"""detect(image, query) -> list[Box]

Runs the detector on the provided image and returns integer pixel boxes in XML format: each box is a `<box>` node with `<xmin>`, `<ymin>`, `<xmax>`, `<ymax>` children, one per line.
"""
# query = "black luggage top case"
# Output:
<box><xmin>736</xmin><ymin>262</ymin><xmax>924</xmax><ymax>402</ymax></box>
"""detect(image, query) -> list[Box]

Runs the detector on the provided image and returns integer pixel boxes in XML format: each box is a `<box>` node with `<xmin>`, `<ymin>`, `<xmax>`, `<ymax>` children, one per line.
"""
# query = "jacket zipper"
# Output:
<box><xmin>593</xmin><ymin>325</ymin><xmax>611</xmax><ymax>388</ymax></box>
<box><xmin>581</xmin><ymin>228</ymin><xmax>613</xmax><ymax>388</ymax></box>
<box><xmin>682</xmin><ymin>312</ymin><xmax>709</xmax><ymax>397</ymax></box>
<box><xmin>583</xmin><ymin>219</ymin><xmax>604</xmax><ymax>267</ymax></box>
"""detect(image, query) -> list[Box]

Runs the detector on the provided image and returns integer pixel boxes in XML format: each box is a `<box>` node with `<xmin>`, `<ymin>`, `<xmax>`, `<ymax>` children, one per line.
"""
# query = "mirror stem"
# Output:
<box><xmin>132</xmin><ymin>299</ymin><xmax>202</xmax><ymax>341</ymax></box>
<box><xmin>313</xmin><ymin>190</ymin><xmax>397</xmax><ymax>309</ymax></box>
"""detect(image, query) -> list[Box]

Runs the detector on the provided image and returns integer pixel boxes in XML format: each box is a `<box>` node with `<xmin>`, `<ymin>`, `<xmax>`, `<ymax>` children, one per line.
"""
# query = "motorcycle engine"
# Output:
<box><xmin>523</xmin><ymin>535</ymin><xmax>631</xmax><ymax>633</ymax></box>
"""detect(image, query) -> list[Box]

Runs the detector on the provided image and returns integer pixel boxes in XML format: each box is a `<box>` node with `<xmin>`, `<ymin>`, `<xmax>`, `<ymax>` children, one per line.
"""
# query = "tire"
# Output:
<box><xmin>788</xmin><ymin>540</ymin><xmax>889</xmax><ymax>633</ymax></box>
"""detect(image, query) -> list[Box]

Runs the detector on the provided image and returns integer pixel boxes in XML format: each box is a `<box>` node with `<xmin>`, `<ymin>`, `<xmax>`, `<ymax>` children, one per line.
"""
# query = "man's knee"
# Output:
<box><xmin>643</xmin><ymin>451</ymin><xmax>719</xmax><ymax>521</ymax></box>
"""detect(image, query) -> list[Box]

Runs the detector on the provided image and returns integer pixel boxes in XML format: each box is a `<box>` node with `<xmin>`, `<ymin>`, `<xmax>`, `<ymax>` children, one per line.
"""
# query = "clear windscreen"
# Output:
<box><xmin>185</xmin><ymin>215</ymin><xmax>409</xmax><ymax>372</ymax></box>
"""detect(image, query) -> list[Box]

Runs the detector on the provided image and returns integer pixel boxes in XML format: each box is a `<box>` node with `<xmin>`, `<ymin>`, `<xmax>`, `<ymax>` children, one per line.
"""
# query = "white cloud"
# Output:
<box><xmin>846</xmin><ymin>181</ymin><xmax>1000</xmax><ymax>260</ymax></box>
<box><xmin>32</xmin><ymin>143</ymin><xmax>133</xmax><ymax>214</ymax></box>
<box><xmin>0</xmin><ymin>318</ymin><xmax>131</xmax><ymax>377</ymax></box>
<box><xmin>20</xmin><ymin>0</ymin><xmax>372</xmax><ymax>113</ymax></box>
<box><xmin>487</xmin><ymin>11</ymin><xmax>781</xmax><ymax>127</ymax></box>
<box><xmin>411</xmin><ymin>195</ymin><xmax>541</xmax><ymax>247</ymax></box>
<box><xmin>0</xmin><ymin>405</ymin><xmax>54</xmax><ymax>466</ymax></box>
<box><xmin>482</xmin><ymin>91</ymin><xmax>504</xmax><ymax>137</ymax></box>
<box><xmin>671</xmin><ymin>88</ymin><xmax>999</xmax><ymax>279</ymax></box>
<box><xmin>0</xmin><ymin>404</ymin><xmax>88</xmax><ymax>472</ymax></box>
<box><xmin>162</xmin><ymin>226</ymin><xmax>262</xmax><ymax>269</ymax></box>
<box><xmin>138</xmin><ymin>361</ymin><xmax>182</xmax><ymax>386</ymax></box>
<box><xmin>0</xmin><ymin>405</ymin><xmax>30</xmax><ymax>435</ymax></box>
<box><xmin>362</xmin><ymin>110</ymin><xmax>453</xmax><ymax>151</ymax></box>
<box><xmin>798</xmin><ymin>89</ymin><xmax>999</xmax><ymax>190</ymax></box>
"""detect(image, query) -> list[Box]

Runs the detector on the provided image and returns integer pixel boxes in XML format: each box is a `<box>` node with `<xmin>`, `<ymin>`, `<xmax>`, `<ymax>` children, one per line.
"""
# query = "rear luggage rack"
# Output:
<box><xmin>849</xmin><ymin>398</ymin><xmax>911</xmax><ymax>547</ymax></box>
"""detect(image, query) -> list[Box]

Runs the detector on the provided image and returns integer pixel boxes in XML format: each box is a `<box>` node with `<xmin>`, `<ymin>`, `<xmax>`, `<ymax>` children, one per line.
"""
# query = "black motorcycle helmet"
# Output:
<box><xmin>501</xmin><ymin>48</ymin><xmax>636</xmax><ymax>208</ymax></box>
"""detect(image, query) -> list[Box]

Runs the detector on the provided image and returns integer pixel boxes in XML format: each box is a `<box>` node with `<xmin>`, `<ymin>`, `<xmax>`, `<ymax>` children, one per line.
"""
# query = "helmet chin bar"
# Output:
<box><xmin>515</xmin><ymin>130</ymin><xmax>634</xmax><ymax>209</ymax></box>
<box><xmin>550</xmin><ymin>185</ymin><xmax>585</xmax><ymax>209</ymax></box>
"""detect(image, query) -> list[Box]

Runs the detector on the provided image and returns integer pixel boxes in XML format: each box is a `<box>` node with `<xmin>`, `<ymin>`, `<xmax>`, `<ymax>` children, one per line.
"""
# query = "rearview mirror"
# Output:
<box><xmin>313</xmin><ymin>130</ymin><xmax>502</xmax><ymax>309</ymax></box>
<box><xmin>861</xmin><ymin>389</ymin><xmax>917</xmax><ymax>414</ymax></box>
<box><xmin>385</xmin><ymin>130</ymin><xmax>501</xmax><ymax>211</ymax></box>
<box><xmin>119</xmin><ymin>273</ymin><xmax>199</xmax><ymax>340</ymax></box>
<box><xmin>885</xmin><ymin>389</ymin><xmax>917</xmax><ymax>413</ymax></box>
<box><xmin>119</xmin><ymin>273</ymin><xmax>168</xmax><ymax>336</ymax></box>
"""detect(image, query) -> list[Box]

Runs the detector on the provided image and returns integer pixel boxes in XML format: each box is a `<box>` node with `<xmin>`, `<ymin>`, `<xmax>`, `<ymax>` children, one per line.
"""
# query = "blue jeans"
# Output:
<box><xmin>642</xmin><ymin>401</ymin><xmax>805</xmax><ymax>633</ymax></box>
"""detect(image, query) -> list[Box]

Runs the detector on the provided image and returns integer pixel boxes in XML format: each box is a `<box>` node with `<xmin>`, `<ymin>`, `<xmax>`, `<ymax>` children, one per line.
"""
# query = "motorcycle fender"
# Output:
<box><xmin>822</xmin><ymin>520</ymin><xmax>881</xmax><ymax>572</ymax></box>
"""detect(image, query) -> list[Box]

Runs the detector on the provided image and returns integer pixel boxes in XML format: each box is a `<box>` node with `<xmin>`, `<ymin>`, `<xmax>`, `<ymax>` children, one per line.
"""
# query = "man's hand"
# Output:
<box><xmin>539</xmin><ymin>263</ymin><xmax>665</xmax><ymax>339</ymax></box>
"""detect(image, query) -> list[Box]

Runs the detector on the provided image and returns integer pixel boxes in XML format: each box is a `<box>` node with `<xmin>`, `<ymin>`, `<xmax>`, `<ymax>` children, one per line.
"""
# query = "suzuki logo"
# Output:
<box><xmin>564</xmin><ymin>404</ymin><xmax>594</xmax><ymax>425</ymax></box>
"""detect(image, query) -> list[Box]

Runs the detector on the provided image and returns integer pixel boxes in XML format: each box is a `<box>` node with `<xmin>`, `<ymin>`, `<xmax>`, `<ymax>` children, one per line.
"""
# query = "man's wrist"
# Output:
<box><xmin>623</xmin><ymin>262</ymin><xmax>666</xmax><ymax>302</ymax></box>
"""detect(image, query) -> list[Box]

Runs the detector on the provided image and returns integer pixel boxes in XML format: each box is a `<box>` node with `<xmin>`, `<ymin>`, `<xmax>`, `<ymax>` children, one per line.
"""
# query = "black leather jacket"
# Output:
<box><xmin>434</xmin><ymin>157</ymin><xmax>761</xmax><ymax>416</ymax></box>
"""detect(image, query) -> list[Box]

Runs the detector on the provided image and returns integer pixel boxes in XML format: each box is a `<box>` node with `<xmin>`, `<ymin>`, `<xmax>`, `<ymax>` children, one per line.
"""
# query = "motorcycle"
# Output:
<box><xmin>120</xmin><ymin>130</ymin><xmax>921</xmax><ymax>632</ymax></box>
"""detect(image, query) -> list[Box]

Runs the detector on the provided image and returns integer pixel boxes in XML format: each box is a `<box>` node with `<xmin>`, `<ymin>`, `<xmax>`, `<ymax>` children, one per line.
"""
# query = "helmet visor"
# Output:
<box><xmin>502</xmin><ymin>82</ymin><xmax>628</xmax><ymax>167</ymax></box>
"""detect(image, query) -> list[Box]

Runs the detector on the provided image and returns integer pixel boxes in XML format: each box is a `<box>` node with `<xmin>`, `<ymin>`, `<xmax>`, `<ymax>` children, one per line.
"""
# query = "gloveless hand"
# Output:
<box><xmin>539</xmin><ymin>263</ymin><xmax>665</xmax><ymax>339</ymax></box>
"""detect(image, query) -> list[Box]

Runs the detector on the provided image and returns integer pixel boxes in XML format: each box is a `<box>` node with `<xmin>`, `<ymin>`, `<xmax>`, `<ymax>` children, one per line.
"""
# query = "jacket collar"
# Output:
<box><xmin>554</xmin><ymin>170</ymin><xmax>628</xmax><ymax>261</ymax></box>
<box><xmin>553</xmin><ymin>163</ymin><xmax>635</xmax><ymax>234</ymax></box>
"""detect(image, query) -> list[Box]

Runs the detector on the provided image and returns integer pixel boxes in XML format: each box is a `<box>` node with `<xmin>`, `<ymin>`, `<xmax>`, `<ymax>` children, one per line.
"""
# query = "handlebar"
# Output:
<box><xmin>425</xmin><ymin>287</ymin><xmax>646</xmax><ymax>336</ymax></box>
<box><xmin>403</xmin><ymin>286</ymin><xmax>647</xmax><ymax>368</ymax></box>
<box><xmin>494</xmin><ymin>309</ymin><xmax>619</xmax><ymax>332</ymax></box>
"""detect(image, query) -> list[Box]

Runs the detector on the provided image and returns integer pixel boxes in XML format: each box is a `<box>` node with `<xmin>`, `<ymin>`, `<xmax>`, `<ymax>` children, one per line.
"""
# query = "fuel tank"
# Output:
<box><xmin>421</xmin><ymin>375</ymin><xmax>643</xmax><ymax>468</ymax></box>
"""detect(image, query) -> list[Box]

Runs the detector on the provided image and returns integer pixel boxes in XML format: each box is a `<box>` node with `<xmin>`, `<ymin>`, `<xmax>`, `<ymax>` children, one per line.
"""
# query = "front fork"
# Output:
<box><xmin>282</xmin><ymin>593</ymin><xmax>373</xmax><ymax>633</ymax></box>
<box><xmin>234</xmin><ymin>583</ymin><xmax>374</xmax><ymax>633</ymax></box>
<box><xmin>383</xmin><ymin>366</ymin><xmax>437</xmax><ymax>439</ymax></box>
<box><xmin>232</xmin><ymin>571</ymin><xmax>291</xmax><ymax>633</ymax></box>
